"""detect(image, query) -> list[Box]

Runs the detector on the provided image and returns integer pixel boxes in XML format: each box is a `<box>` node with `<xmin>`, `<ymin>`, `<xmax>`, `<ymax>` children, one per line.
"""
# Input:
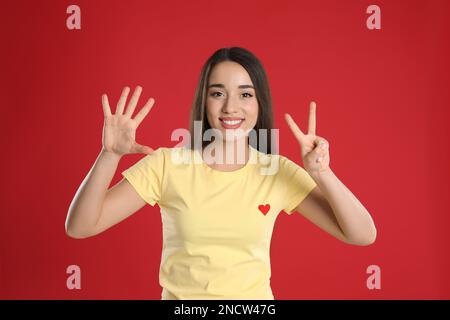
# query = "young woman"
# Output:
<box><xmin>66</xmin><ymin>47</ymin><xmax>377</xmax><ymax>300</ymax></box>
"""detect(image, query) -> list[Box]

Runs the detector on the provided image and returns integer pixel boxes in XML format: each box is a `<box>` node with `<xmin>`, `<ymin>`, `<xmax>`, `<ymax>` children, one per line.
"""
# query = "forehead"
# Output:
<box><xmin>208</xmin><ymin>61</ymin><xmax>253</xmax><ymax>86</ymax></box>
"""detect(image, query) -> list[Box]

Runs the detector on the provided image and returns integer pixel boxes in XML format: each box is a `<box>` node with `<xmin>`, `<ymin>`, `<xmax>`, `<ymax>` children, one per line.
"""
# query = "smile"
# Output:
<box><xmin>219</xmin><ymin>118</ymin><xmax>244</xmax><ymax>129</ymax></box>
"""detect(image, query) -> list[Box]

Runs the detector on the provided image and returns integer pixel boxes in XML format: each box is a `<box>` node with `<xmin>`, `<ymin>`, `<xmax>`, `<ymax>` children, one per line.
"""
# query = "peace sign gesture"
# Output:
<box><xmin>285</xmin><ymin>101</ymin><xmax>330</xmax><ymax>175</ymax></box>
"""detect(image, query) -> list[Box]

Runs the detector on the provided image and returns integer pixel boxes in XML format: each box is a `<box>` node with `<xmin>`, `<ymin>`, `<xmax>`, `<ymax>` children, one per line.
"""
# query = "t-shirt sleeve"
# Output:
<box><xmin>279</xmin><ymin>156</ymin><xmax>317</xmax><ymax>215</ymax></box>
<box><xmin>121</xmin><ymin>148</ymin><xmax>165</xmax><ymax>207</ymax></box>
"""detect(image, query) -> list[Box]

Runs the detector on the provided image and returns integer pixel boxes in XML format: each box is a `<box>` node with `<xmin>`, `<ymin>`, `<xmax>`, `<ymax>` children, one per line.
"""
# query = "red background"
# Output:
<box><xmin>1</xmin><ymin>0</ymin><xmax>449</xmax><ymax>299</ymax></box>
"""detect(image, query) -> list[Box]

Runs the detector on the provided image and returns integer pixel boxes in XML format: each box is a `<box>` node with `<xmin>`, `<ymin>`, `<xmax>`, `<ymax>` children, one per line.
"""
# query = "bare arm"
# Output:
<box><xmin>295</xmin><ymin>170</ymin><xmax>376</xmax><ymax>246</ymax></box>
<box><xmin>285</xmin><ymin>101</ymin><xmax>376</xmax><ymax>246</ymax></box>
<box><xmin>65</xmin><ymin>85</ymin><xmax>155</xmax><ymax>239</ymax></box>
<box><xmin>65</xmin><ymin>150</ymin><xmax>122</xmax><ymax>238</ymax></box>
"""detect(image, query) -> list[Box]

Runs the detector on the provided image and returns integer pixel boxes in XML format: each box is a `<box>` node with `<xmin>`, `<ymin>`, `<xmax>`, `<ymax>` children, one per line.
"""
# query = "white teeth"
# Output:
<box><xmin>222</xmin><ymin>119</ymin><xmax>243</xmax><ymax>125</ymax></box>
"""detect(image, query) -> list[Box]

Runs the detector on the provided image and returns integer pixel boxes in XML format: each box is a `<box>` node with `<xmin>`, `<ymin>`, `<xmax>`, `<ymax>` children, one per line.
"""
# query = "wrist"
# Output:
<box><xmin>100</xmin><ymin>148</ymin><xmax>123</xmax><ymax>162</ymax></box>
<box><xmin>308</xmin><ymin>166</ymin><xmax>333</xmax><ymax>182</ymax></box>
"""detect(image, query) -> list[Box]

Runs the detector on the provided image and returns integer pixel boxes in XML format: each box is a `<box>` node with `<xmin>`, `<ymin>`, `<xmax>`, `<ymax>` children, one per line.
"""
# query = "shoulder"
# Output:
<box><xmin>250</xmin><ymin>147</ymin><xmax>299</xmax><ymax>177</ymax></box>
<box><xmin>133</xmin><ymin>146</ymin><xmax>177</xmax><ymax>167</ymax></box>
<box><xmin>250</xmin><ymin>146</ymin><xmax>292</xmax><ymax>163</ymax></box>
<box><xmin>147</xmin><ymin>146</ymin><xmax>186</xmax><ymax>158</ymax></box>
<box><xmin>150</xmin><ymin>146</ymin><xmax>198</xmax><ymax>167</ymax></box>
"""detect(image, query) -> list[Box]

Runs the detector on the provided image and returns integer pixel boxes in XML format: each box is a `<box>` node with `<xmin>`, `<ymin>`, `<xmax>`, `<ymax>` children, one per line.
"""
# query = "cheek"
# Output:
<box><xmin>205</xmin><ymin>102</ymin><xmax>215</xmax><ymax>116</ymax></box>
<box><xmin>205</xmin><ymin>102</ymin><xmax>221</xmax><ymax>126</ymax></box>
<box><xmin>206</xmin><ymin>99</ymin><xmax>221</xmax><ymax>113</ymax></box>
<box><xmin>246</xmin><ymin>103</ymin><xmax>259</xmax><ymax>126</ymax></box>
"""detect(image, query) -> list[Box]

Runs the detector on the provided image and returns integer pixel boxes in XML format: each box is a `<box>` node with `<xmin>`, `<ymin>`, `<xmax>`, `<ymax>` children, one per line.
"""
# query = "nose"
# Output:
<box><xmin>221</xmin><ymin>96</ymin><xmax>240</xmax><ymax>114</ymax></box>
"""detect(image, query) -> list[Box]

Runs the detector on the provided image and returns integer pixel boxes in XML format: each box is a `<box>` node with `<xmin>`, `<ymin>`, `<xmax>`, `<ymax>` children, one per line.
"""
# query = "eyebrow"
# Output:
<box><xmin>207</xmin><ymin>83</ymin><xmax>254</xmax><ymax>89</ymax></box>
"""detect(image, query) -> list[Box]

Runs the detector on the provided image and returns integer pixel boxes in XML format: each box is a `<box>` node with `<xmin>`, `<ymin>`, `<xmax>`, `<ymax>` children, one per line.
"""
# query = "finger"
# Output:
<box><xmin>133</xmin><ymin>98</ymin><xmax>155</xmax><ymax>126</ymax></box>
<box><xmin>284</xmin><ymin>113</ymin><xmax>305</xmax><ymax>143</ymax></box>
<box><xmin>317</xmin><ymin>151</ymin><xmax>329</xmax><ymax>163</ymax></box>
<box><xmin>313</xmin><ymin>138</ymin><xmax>328</xmax><ymax>160</ymax></box>
<box><xmin>308</xmin><ymin>101</ymin><xmax>316</xmax><ymax>136</ymax></box>
<box><xmin>314</xmin><ymin>137</ymin><xmax>328</xmax><ymax>149</ymax></box>
<box><xmin>102</xmin><ymin>94</ymin><xmax>112</xmax><ymax>117</ymax></box>
<box><xmin>124</xmin><ymin>85</ymin><xmax>143</xmax><ymax>118</ymax></box>
<box><xmin>116</xmin><ymin>86</ymin><xmax>130</xmax><ymax>115</ymax></box>
<box><xmin>132</xmin><ymin>142</ymin><xmax>154</xmax><ymax>155</ymax></box>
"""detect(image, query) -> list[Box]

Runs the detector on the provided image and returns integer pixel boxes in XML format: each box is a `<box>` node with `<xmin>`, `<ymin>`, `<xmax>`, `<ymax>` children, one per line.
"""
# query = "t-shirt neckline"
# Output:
<box><xmin>194</xmin><ymin>144</ymin><xmax>259</xmax><ymax>178</ymax></box>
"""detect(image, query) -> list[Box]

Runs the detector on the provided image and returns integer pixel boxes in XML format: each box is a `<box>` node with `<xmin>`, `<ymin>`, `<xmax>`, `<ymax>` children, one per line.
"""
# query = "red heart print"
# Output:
<box><xmin>258</xmin><ymin>204</ymin><xmax>271</xmax><ymax>215</ymax></box>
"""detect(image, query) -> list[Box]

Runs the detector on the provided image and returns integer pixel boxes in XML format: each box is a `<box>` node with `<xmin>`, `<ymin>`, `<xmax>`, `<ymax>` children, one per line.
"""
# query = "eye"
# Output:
<box><xmin>242</xmin><ymin>92</ymin><xmax>253</xmax><ymax>98</ymax></box>
<box><xmin>210</xmin><ymin>91</ymin><xmax>223</xmax><ymax>97</ymax></box>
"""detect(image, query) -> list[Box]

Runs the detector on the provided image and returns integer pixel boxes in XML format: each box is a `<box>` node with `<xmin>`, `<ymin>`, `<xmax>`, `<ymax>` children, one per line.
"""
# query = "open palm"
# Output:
<box><xmin>101</xmin><ymin>86</ymin><xmax>155</xmax><ymax>157</ymax></box>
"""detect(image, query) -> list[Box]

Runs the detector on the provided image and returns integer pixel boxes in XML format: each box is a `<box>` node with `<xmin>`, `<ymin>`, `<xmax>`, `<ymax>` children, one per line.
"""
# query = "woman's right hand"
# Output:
<box><xmin>101</xmin><ymin>86</ymin><xmax>155</xmax><ymax>157</ymax></box>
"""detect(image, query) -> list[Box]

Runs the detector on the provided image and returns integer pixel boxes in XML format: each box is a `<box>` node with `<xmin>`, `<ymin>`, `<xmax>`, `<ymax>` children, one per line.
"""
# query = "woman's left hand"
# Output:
<box><xmin>285</xmin><ymin>101</ymin><xmax>330</xmax><ymax>176</ymax></box>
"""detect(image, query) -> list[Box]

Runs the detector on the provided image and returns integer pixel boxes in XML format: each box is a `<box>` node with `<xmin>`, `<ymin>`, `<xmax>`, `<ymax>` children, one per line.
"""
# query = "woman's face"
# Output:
<box><xmin>206</xmin><ymin>61</ymin><xmax>259</xmax><ymax>143</ymax></box>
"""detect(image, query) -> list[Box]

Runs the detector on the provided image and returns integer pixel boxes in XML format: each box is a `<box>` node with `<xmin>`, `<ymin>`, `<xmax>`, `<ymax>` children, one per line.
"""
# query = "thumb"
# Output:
<box><xmin>312</xmin><ymin>138</ymin><xmax>327</xmax><ymax>155</ymax></box>
<box><xmin>313</xmin><ymin>137</ymin><xmax>328</xmax><ymax>149</ymax></box>
<box><xmin>132</xmin><ymin>142</ymin><xmax>154</xmax><ymax>155</ymax></box>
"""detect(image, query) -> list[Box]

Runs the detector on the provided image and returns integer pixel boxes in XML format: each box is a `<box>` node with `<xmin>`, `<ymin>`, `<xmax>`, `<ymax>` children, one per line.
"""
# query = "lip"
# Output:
<box><xmin>219</xmin><ymin>117</ymin><xmax>245</xmax><ymax>129</ymax></box>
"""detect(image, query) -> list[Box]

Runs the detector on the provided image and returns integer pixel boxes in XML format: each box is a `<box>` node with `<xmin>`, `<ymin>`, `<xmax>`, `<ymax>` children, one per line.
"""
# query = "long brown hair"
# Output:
<box><xmin>188</xmin><ymin>47</ymin><xmax>275</xmax><ymax>154</ymax></box>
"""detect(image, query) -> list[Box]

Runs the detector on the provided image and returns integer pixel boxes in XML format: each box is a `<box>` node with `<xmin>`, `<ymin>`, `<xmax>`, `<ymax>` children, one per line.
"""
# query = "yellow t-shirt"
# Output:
<box><xmin>121</xmin><ymin>145</ymin><xmax>317</xmax><ymax>300</ymax></box>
